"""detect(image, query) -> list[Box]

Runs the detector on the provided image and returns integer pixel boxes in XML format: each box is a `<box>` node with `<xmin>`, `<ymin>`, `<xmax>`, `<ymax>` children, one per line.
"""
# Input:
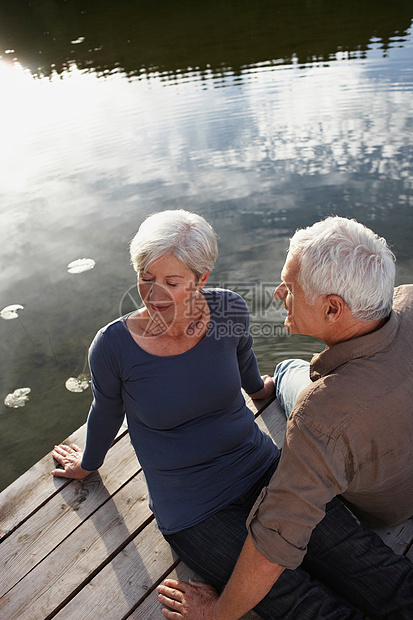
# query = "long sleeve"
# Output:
<box><xmin>81</xmin><ymin>329</ymin><xmax>126</xmax><ymax>471</ymax></box>
<box><xmin>246</xmin><ymin>402</ymin><xmax>351</xmax><ymax>569</ymax></box>
<box><xmin>234</xmin><ymin>295</ymin><xmax>264</xmax><ymax>395</ymax></box>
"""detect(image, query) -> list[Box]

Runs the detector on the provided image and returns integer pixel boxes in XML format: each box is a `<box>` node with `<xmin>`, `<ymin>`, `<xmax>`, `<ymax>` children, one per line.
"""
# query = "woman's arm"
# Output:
<box><xmin>233</xmin><ymin>292</ymin><xmax>271</xmax><ymax>396</ymax></box>
<box><xmin>52</xmin><ymin>327</ymin><xmax>125</xmax><ymax>477</ymax></box>
<box><xmin>248</xmin><ymin>374</ymin><xmax>275</xmax><ymax>400</ymax></box>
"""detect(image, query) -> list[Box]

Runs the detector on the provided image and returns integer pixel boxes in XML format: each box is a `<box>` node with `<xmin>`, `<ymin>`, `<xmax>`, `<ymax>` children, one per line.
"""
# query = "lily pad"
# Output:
<box><xmin>4</xmin><ymin>387</ymin><xmax>31</xmax><ymax>408</ymax></box>
<box><xmin>1</xmin><ymin>304</ymin><xmax>24</xmax><ymax>320</ymax></box>
<box><xmin>65</xmin><ymin>375</ymin><xmax>90</xmax><ymax>393</ymax></box>
<box><xmin>67</xmin><ymin>258</ymin><xmax>96</xmax><ymax>274</ymax></box>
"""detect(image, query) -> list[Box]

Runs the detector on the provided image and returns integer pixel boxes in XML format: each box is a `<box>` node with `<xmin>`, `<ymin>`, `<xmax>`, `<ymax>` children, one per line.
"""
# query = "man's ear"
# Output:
<box><xmin>325</xmin><ymin>294</ymin><xmax>346</xmax><ymax>323</ymax></box>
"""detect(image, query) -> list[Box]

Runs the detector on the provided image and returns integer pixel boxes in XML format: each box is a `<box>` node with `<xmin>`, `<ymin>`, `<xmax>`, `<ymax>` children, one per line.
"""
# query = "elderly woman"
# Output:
<box><xmin>52</xmin><ymin>210</ymin><xmax>411</xmax><ymax>619</ymax></box>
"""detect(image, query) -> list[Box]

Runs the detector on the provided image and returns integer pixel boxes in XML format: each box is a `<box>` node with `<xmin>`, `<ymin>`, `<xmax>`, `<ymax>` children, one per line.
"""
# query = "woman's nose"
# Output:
<box><xmin>147</xmin><ymin>282</ymin><xmax>163</xmax><ymax>301</ymax></box>
<box><xmin>148</xmin><ymin>283</ymin><xmax>173</xmax><ymax>304</ymax></box>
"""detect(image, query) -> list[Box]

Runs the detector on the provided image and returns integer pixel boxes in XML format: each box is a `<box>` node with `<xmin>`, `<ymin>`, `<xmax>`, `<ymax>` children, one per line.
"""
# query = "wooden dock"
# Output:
<box><xmin>1</xmin><ymin>394</ymin><xmax>413</xmax><ymax>620</ymax></box>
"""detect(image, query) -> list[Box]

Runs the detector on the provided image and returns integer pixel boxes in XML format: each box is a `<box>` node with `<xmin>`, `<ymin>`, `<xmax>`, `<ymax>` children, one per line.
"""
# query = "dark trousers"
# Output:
<box><xmin>165</xmin><ymin>461</ymin><xmax>413</xmax><ymax>619</ymax></box>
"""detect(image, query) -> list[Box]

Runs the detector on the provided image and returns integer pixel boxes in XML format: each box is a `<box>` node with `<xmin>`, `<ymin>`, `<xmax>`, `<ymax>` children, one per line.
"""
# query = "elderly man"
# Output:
<box><xmin>157</xmin><ymin>216</ymin><xmax>413</xmax><ymax>619</ymax></box>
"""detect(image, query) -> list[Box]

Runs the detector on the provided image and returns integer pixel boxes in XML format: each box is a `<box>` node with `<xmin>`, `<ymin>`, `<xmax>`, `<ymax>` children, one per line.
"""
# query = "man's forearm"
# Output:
<box><xmin>213</xmin><ymin>535</ymin><xmax>285</xmax><ymax>620</ymax></box>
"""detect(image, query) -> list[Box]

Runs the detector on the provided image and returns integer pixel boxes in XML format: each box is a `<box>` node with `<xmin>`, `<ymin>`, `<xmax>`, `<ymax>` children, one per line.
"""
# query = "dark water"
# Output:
<box><xmin>0</xmin><ymin>0</ymin><xmax>412</xmax><ymax>490</ymax></box>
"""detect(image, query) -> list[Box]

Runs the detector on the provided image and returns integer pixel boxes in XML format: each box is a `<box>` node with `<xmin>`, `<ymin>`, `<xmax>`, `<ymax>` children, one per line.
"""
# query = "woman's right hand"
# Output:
<box><xmin>249</xmin><ymin>375</ymin><xmax>275</xmax><ymax>400</ymax></box>
<box><xmin>51</xmin><ymin>443</ymin><xmax>93</xmax><ymax>479</ymax></box>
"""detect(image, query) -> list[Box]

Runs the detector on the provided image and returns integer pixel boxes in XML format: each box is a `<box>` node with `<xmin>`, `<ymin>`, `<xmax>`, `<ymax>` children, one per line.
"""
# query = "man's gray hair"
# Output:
<box><xmin>130</xmin><ymin>209</ymin><xmax>218</xmax><ymax>278</ymax></box>
<box><xmin>288</xmin><ymin>216</ymin><xmax>396</xmax><ymax>321</ymax></box>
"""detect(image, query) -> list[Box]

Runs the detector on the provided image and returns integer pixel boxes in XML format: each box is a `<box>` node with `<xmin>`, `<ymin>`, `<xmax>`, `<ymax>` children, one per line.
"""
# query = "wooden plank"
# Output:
<box><xmin>128</xmin><ymin>563</ymin><xmax>197</xmax><ymax>620</ymax></box>
<box><xmin>53</xmin><ymin>520</ymin><xmax>177</xmax><ymax>620</ymax></box>
<box><xmin>255</xmin><ymin>398</ymin><xmax>286</xmax><ymax>448</ymax></box>
<box><xmin>52</xmin><ymin>516</ymin><xmax>263</xmax><ymax>620</ymax></box>
<box><xmin>0</xmin><ymin>421</ymin><xmax>128</xmax><ymax>541</ymax></box>
<box><xmin>52</xmin><ymin>526</ymin><xmax>260</xmax><ymax>619</ymax></box>
<box><xmin>374</xmin><ymin>519</ymin><xmax>413</xmax><ymax>556</ymax></box>
<box><xmin>0</xmin><ymin>425</ymin><xmax>87</xmax><ymax>541</ymax></box>
<box><xmin>0</xmin><ymin>474</ymin><xmax>152</xmax><ymax>620</ymax></box>
<box><xmin>129</xmin><ymin>562</ymin><xmax>260</xmax><ymax>620</ymax></box>
<box><xmin>244</xmin><ymin>391</ymin><xmax>275</xmax><ymax>417</ymax></box>
<box><xmin>0</xmin><ymin>433</ymin><xmax>139</xmax><ymax>598</ymax></box>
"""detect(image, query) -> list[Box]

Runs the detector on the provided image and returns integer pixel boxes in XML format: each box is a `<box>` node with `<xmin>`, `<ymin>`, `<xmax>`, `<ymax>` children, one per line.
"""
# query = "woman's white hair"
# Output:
<box><xmin>288</xmin><ymin>216</ymin><xmax>396</xmax><ymax>321</ymax></box>
<box><xmin>130</xmin><ymin>209</ymin><xmax>218</xmax><ymax>278</ymax></box>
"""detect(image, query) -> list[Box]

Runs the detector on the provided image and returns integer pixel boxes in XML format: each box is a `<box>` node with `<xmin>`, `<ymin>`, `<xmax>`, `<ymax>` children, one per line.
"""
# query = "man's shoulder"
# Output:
<box><xmin>293</xmin><ymin>333</ymin><xmax>413</xmax><ymax>439</ymax></box>
<box><xmin>393</xmin><ymin>284</ymin><xmax>413</xmax><ymax>310</ymax></box>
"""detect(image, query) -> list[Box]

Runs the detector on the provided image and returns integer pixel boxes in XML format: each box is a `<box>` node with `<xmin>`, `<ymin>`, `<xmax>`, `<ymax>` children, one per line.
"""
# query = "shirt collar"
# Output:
<box><xmin>310</xmin><ymin>309</ymin><xmax>399</xmax><ymax>381</ymax></box>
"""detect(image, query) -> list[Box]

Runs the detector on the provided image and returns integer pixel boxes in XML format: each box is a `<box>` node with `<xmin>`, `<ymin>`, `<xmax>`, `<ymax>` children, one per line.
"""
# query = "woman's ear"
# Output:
<box><xmin>325</xmin><ymin>294</ymin><xmax>346</xmax><ymax>323</ymax></box>
<box><xmin>197</xmin><ymin>270</ymin><xmax>210</xmax><ymax>289</ymax></box>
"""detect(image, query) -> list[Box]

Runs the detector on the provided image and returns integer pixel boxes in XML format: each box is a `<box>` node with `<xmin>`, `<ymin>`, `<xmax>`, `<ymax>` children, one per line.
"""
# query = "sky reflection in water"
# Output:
<box><xmin>0</xmin><ymin>20</ymin><xmax>412</xmax><ymax>489</ymax></box>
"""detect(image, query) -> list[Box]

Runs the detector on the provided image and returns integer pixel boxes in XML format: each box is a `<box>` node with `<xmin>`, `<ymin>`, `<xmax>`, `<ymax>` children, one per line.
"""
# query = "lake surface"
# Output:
<box><xmin>0</xmin><ymin>0</ymin><xmax>412</xmax><ymax>490</ymax></box>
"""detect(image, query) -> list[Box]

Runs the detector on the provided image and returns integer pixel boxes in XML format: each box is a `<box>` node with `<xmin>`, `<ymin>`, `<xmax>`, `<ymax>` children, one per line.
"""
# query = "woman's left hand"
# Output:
<box><xmin>51</xmin><ymin>443</ymin><xmax>93</xmax><ymax>479</ymax></box>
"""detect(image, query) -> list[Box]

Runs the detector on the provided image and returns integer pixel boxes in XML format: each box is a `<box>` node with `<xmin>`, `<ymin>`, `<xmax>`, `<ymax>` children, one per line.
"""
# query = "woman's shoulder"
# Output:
<box><xmin>204</xmin><ymin>288</ymin><xmax>249</xmax><ymax>318</ymax></box>
<box><xmin>90</xmin><ymin>314</ymin><xmax>130</xmax><ymax>352</ymax></box>
<box><xmin>204</xmin><ymin>287</ymin><xmax>247</xmax><ymax>304</ymax></box>
<box><xmin>205</xmin><ymin>288</ymin><xmax>249</xmax><ymax>326</ymax></box>
<box><xmin>97</xmin><ymin>314</ymin><xmax>129</xmax><ymax>335</ymax></box>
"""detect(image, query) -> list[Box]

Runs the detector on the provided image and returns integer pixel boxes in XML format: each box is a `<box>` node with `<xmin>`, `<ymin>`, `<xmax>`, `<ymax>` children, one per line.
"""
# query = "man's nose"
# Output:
<box><xmin>273</xmin><ymin>283</ymin><xmax>285</xmax><ymax>301</ymax></box>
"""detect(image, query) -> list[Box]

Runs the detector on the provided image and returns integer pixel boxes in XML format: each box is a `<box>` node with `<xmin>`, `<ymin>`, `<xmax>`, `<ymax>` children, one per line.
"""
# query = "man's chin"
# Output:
<box><xmin>284</xmin><ymin>321</ymin><xmax>297</xmax><ymax>335</ymax></box>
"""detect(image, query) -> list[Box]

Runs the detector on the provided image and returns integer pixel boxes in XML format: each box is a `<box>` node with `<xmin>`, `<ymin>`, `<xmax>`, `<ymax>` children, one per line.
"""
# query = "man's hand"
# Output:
<box><xmin>51</xmin><ymin>443</ymin><xmax>93</xmax><ymax>479</ymax></box>
<box><xmin>157</xmin><ymin>537</ymin><xmax>284</xmax><ymax>620</ymax></box>
<box><xmin>157</xmin><ymin>578</ymin><xmax>220</xmax><ymax>620</ymax></box>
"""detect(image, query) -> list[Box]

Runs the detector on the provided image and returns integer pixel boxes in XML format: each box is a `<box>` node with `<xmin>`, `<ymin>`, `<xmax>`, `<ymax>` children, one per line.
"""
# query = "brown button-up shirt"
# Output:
<box><xmin>247</xmin><ymin>285</ymin><xmax>413</xmax><ymax>569</ymax></box>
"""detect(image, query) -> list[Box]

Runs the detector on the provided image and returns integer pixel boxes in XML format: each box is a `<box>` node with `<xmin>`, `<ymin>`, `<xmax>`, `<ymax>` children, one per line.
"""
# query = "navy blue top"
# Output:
<box><xmin>82</xmin><ymin>289</ymin><xmax>279</xmax><ymax>533</ymax></box>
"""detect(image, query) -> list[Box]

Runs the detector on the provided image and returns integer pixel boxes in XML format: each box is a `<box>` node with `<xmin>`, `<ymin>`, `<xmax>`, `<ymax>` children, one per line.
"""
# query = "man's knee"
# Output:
<box><xmin>273</xmin><ymin>359</ymin><xmax>311</xmax><ymax>418</ymax></box>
